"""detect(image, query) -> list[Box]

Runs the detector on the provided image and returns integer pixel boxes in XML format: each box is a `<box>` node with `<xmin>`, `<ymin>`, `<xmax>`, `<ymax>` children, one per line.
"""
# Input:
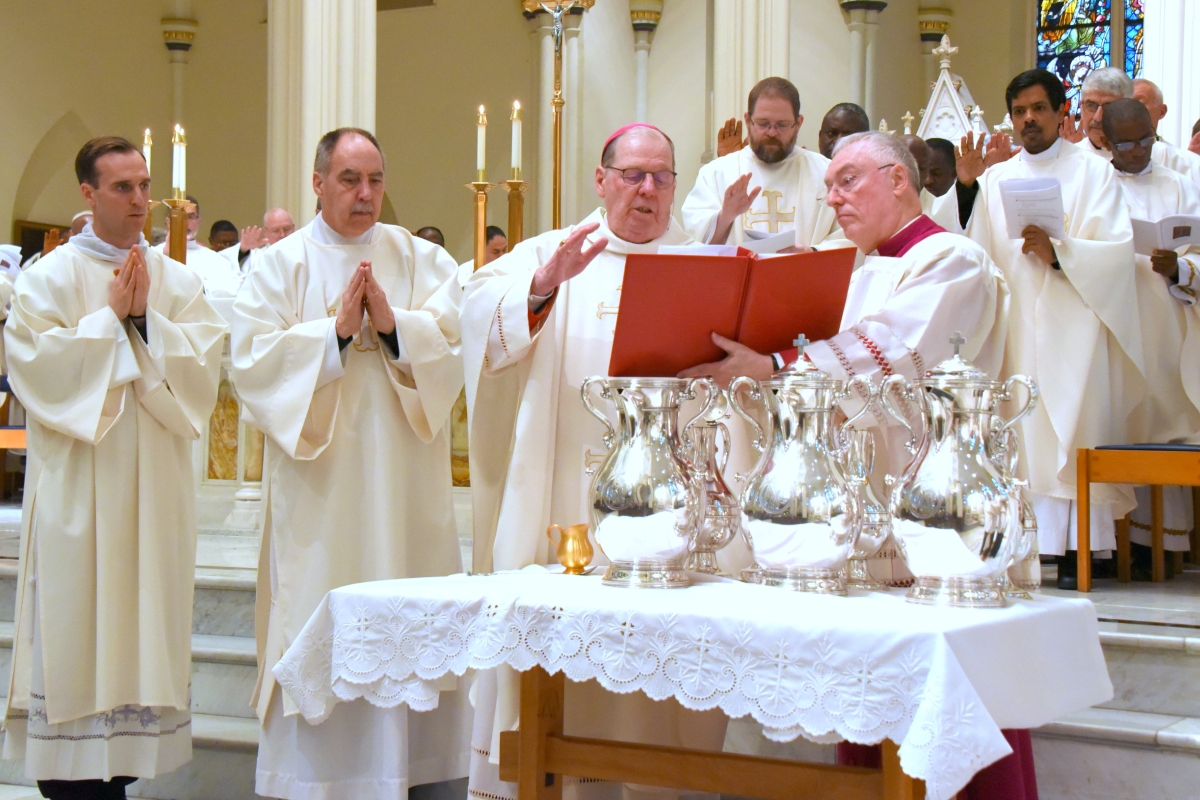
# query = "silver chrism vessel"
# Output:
<box><xmin>683</xmin><ymin>392</ymin><xmax>741</xmax><ymax>574</ymax></box>
<box><xmin>881</xmin><ymin>333</ymin><xmax>1039</xmax><ymax>608</ymax></box>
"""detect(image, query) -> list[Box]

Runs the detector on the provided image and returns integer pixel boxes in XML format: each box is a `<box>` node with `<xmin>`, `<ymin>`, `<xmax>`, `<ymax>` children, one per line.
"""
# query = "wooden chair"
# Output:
<box><xmin>1076</xmin><ymin>446</ymin><xmax>1200</xmax><ymax>592</ymax></box>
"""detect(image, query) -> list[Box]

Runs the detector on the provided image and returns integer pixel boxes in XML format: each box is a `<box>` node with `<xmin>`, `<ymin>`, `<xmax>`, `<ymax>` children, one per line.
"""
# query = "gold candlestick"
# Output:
<box><xmin>503</xmin><ymin>178</ymin><xmax>530</xmax><ymax>253</ymax></box>
<box><xmin>163</xmin><ymin>197</ymin><xmax>190</xmax><ymax>264</ymax></box>
<box><xmin>467</xmin><ymin>181</ymin><xmax>494</xmax><ymax>271</ymax></box>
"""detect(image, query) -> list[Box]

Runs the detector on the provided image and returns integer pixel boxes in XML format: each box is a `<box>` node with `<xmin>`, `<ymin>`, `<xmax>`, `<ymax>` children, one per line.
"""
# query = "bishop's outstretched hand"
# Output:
<box><xmin>529</xmin><ymin>223</ymin><xmax>608</xmax><ymax>298</ymax></box>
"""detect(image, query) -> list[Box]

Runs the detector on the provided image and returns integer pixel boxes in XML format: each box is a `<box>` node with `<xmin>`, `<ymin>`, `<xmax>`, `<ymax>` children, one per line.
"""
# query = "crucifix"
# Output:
<box><xmin>527</xmin><ymin>0</ymin><xmax>594</xmax><ymax>229</ymax></box>
<box><xmin>744</xmin><ymin>190</ymin><xmax>796</xmax><ymax>233</ymax></box>
<box><xmin>949</xmin><ymin>331</ymin><xmax>966</xmax><ymax>357</ymax></box>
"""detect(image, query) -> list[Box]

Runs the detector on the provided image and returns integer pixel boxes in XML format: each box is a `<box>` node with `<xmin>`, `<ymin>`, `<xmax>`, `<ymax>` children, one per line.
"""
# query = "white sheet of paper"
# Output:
<box><xmin>999</xmin><ymin>177</ymin><xmax>1067</xmax><ymax>241</ymax></box>
<box><xmin>658</xmin><ymin>244</ymin><xmax>739</xmax><ymax>256</ymax></box>
<box><xmin>1131</xmin><ymin>215</ymin><xmax>1200</xmax><ymax>255</ymax></box>
<box><xmin>741</xmin><ymin>229</ymin><xmax>796</xmax><ymax>255</ymax></box>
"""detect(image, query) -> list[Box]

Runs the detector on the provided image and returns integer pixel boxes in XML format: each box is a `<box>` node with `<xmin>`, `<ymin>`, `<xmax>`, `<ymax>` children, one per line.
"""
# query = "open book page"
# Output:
<box><xmin>999</xmin><ymin>177</ymin><xmax>1067</xmax><ymax>240</ymax></box>
<box><xmin>1131</xmin><ymin>216</ymin><xmax>1200</xmax><ymax>255</ymax></box>
<box><xmin>658</xmin><ymin>244</ymin><xmax>739</xmax><ymax>256</ymax></box>
<box><xmin>741</xmin><ymin>228</ymin><xmax>796</xmax><ymax>254</ymax></box>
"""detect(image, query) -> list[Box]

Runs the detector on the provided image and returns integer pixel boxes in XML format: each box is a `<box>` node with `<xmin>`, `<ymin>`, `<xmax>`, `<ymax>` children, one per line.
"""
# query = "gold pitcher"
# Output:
<box><xmin>546</xmin><ymin>523</ymin><xmax>594</xmax><ymax>575</ymax></box>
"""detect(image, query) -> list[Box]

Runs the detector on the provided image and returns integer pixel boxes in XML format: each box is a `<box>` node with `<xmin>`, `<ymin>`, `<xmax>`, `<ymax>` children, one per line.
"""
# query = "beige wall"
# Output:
<box><xmin>0</xmin><ymin>0</ymin><xmax>267</xmax><ymax>244</ymax></box>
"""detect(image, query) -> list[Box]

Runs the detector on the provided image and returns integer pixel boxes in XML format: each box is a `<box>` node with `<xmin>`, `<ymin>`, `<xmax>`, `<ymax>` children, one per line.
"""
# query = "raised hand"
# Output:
<box><xmin>678</xmin><ymin>332</ymin><xmax>774</xmax><ymax>389</ymax></box>
<box><xmin>956</xmin><ymin>132</ymin><xmax>987</xmax><ymax>186</ymax></box>
<box><xmin>713</xmin><ymin>172</ymin><xmax>762</xmax><ymax>244</ymax></box>
<box><xmin>716</xmin><ymin>118</ymin><xmax>746</xmax><ymax>159</ymax></box>
<box><xmin>1189</xmin><ymin>130</ymin><xmax>1200</xmax><ymax>157</ymax></box>
<box><xmin>1060</xmin><ymin>114</ymin><xmax>1083</xmax><ymax>144</ymax></box>
<box><xmin>1151</xmin><ymin>249</ymin><xmax>1181</xmax><ymax>282</ymax></box>
<box><xmin>109</xmin><ymin>247</ymin><xmax>139</xmax><ymax>319</ymax></box>
<box><xmin>130</xmin><ymin>248</ymin><xmax>151</xmax><ymax>317</ymax></box>
<box><xmin>42</xmin><ymin>228</ymin><xmax>62</xmax><ymax>256</ymax></box>
<box><xmin>240</xmin><ymin>225</ymin><xmax>268</xmax><ymax>251</ymax></box>
<box><xmin>335</xmin><ymin>265</ymin><xmax>367</xmax><ymax>339</ymax></box>
<box><xmin>984</xmin><ymin>131</ymin><xmax>1019</xmax><ymax>168</ymax></box>
<box><xmin>360</xmin><ymin>262</ymin><xmax>396</xmax><ymax>335</ymax></box>
<box><xmin>529</xmin><ymin>223</ymin><xmax>608</xmax><ymax>297</ymax></box>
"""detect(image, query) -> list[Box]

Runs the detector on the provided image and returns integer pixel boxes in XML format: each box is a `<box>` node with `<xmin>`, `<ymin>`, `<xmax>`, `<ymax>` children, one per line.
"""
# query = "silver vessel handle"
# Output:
<box><xmin>879</xmin><ymin>374</ymin><xmax>919</xmax><ymax>454</ymax></box>
<box><xmin>836</xmin><ymin>374</ymin><xmax>876</xmax><ymax>453</ymax></box>
<box><xmin>580</xmin><ymin>376</ymin><xmax>616</xmax><ymax>450</ymax></box>
<box><xmin>682</xmin><ymin>377</ymin><xmax>720</xmax><ymax>438</ymax></box>
<box><xmin>717</xmin><ymin>421</ymin><xmax>732</xmax><ymax>474</ymax></box>
<box><xmin>728</xmin><ymin>377</ymin><xmax>765</xmax><ymax>453</ymax></box>
<box><xmin>998</xmin><ymin>375</ymin><xmax>1039</xmax><ymax>435</ymax></box>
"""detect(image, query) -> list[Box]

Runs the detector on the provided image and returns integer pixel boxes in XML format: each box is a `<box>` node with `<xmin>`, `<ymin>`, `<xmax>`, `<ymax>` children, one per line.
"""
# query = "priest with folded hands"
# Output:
<box><xmin>462</xmin><ymin>123</ymin><xmax>727</xmax><ymax>800</ymax></box>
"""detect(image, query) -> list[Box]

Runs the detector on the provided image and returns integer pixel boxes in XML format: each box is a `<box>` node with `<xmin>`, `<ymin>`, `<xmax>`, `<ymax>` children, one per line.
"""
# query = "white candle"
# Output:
<box><xmin>476</xmin><ymin>105</ymin><xmax>487</xmax><ymax>174</ymax></box>
<box><xmin>511</xmin><ymin>101</ymin><xmax>522</xmax><ymax>175</ymax></box>
<box><xmin>172</xmin><ymin>125</ymin><xmax>187</xmax><ymax>195</ymax></box>
<box><xmin>142</xmin><ymin>129</ymin><xmax>152</xmax><ymax>175</ymax></box>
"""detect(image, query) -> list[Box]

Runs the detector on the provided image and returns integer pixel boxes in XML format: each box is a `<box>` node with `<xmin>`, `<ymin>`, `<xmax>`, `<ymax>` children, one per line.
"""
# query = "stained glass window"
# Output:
<box><xmin>1036</xmin><ymin>0</ymin><xmax>1145</xmax><ymax>116</ymax></box>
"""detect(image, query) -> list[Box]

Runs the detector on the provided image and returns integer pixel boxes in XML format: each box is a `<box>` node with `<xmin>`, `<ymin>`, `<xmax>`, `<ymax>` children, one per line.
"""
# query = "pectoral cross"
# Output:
<box><xmin>950</xmin><ymin>331</ymin><xmax>966</xmax><ymax>357</ymax></box>
<box><xmin>744</xmin><ymin>190</ymin><xmax>795</xmax><ymax>233</ymax></box>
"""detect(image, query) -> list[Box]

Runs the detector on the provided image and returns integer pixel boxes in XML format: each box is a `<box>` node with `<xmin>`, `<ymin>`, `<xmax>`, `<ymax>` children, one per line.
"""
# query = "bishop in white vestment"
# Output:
<box><xmin>1105</xmin><ymin>100</ymin><xmax>1200</xmax><ymax>556</ymax></box>
<box><xmin>682</xmin><ymin>78</ymin><xmax>841</xmax><ymax>249</ymax></box>
<box><xmin>1</xmin><ymin>138</ymin><xmax>224</xmax><ymax>799</ymax></box>
<box><xmin>231</xmin><ymin>129</ymin><xmax>468</xmax><ymax>800</ymax></box>
<box><xmin>935</xmin><ymin>70</ymin><xmax>1144</xmax><ymax>568</ymax></box>
<box><xmin>463</xmin><ymin>124</ymin><xmax>727</xmax><ymax>800</ymax></box>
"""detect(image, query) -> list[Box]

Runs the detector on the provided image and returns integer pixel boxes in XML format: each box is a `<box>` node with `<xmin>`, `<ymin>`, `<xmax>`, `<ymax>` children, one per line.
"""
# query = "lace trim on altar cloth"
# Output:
<box><xmin>273</xmin><ymin>587</ymin><xmax>1015</xmax><ymax>800</ymax></box>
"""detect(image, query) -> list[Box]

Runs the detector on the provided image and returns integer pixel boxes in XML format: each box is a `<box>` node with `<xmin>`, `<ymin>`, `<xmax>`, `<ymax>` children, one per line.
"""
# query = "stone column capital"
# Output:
<box><xmin>839</xmin><ymin>0</ymin><xmax>888</xmax><ymax>13</ymax></box>
<box><xmin>917</xmin><ymin>7</ymin><xmax>952</xmax><ymax>43</ymax></box>
<box><xmin>161</xmin><ymin>17</ymin><xmax>198</xmax><ymax>62</ymax></box>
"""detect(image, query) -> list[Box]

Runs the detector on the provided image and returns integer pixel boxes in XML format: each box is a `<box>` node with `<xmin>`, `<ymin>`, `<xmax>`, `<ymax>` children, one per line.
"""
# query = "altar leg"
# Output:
<box><xmin>518</xmin><ymin>666</ymin><xmax>565</xmax><ymax>800</ymax></box>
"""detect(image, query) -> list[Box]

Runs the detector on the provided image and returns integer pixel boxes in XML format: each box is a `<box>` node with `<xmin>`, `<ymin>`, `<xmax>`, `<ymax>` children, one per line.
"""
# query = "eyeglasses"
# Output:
<box><xmin>1111</xmin><ymin>134</ymin><xmax>1156</xmax><ymax>153</ymax></box>
<box><xmin>749</xmin><ymin>119</ymin><xmax>797</xmax><ymax>134</ymax></box>
<box><xmin>604</xmin><ymin>166</ymin><xmax>677</xmax><ymax>189</ymax></box>
<box><xmin>827</xmin><ymin>164</ymin><xmax>897</xmax><ymax>195</ymax></box>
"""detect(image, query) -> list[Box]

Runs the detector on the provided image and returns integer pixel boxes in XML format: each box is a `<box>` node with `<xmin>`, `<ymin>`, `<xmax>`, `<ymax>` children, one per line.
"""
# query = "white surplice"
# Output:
<box><xmin>462</xmin><ymin>208</ymin><xmax>728</xmax><ymax>800</ymax></box>
<box><xmin>681</xmin><ymin>145</ymin><xmax>842</xmax><ymax>248</ymax></box>
<box><xmin>230</xmin><ymin>217</ymin><xmax>468</xmax><ymax>800</ymax></box>
<box><xmin>946</xmin><ymin>137</ymin><xmax>1144</xmax><ymax>554</ymax></box>
<box><xmin>1117</xmin><ymin>163</ymin><xmax>1200</xmax><ymax>550</ymax></box>
<box><xmin>1152</xmin><ymin>139</ymin><xmax>1200</xmax><ymax>189</ymax></box>
<box><xmin>1</xmin><ymin>234</ymin><xmax>225</xmax><ymax>780</ymax></box>
<box><xmin>156</xmin><ymin>239</ymin><xmax>243</xmax><ymax>297</ymax></box>
<box><xmin>805</xmin><ymin>224</ymin><xmax>1008</xmax><ymax>478</ymax></box>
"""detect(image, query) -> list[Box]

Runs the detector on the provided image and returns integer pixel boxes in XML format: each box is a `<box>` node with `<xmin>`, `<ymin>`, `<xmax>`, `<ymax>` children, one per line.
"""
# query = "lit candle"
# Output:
<box><xmin>511</xmin><ymin>101</ymin><xmax>522</xmax><ymax>177</ymax></box>
<box><xmin>143</xmin><ymin>129</ymin><xmax>152</xmax><ymax>175</ymax></box>
<box><xmin>476</xmin><ymin>105</ymin><xmax>487</xmax><ymax>178</ymax></box>
<box><xmin>172</xmin><ymin>125</ymin><xmax>187</xmax><ymax>196</ymax></box>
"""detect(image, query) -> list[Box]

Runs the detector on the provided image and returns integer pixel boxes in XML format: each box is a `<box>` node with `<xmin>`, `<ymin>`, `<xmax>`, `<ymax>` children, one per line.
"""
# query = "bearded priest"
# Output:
<box><xmin>682</xmin><ymin>78</ymin><xmax>842</xmax><ymax>249</ymax></box>
<box><xmin>231</xmin><ymin>128</ymin><xmax>468</xmax><ymax>800</ymax></box>
<box><xmin>934</xmin><ymin>68</ymin><xmax>1144</xmax><ymax>590</ymax></box>
<box><xmin>462</xmin><ymin>124</ymin><xmax>727</xmax><ymax>800</ymax></box>
<box><xmin>2</xmin><ymin>137</ymin><xmax>225</xmax><ymax>800</ymax></box>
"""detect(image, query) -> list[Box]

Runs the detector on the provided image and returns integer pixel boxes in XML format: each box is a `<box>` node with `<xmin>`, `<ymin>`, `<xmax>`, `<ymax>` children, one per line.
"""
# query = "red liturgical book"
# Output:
<box><xmin>608</xmin><ymin>247</ymin><xmax>856</xmax><ymax>377</ymax></box>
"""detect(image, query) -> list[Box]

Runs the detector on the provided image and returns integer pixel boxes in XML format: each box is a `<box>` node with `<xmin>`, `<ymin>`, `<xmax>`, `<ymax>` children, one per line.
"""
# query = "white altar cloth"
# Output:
<box><xmin>273</xmin><ymin>569</ymin><xmax>1111</xmax><ymax>800</ymax></box>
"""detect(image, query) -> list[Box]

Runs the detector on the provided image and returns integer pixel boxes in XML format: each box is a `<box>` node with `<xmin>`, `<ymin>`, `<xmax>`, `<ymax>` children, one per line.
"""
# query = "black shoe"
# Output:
<box><xmin>1094</xmin><ymin>555</ymin><xmax>1117</xmax><ymax>579</ymax></box>
<box><xmin>1056</xmin><ymin>553</ymin><xmax>1078</xmax><ymax>590</ymax></box>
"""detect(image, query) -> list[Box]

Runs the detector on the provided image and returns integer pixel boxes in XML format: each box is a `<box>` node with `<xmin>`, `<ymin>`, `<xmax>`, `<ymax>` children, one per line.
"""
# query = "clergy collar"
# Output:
<box><xmin>1115</xmin><ymin>162</ymin><xmax>1154</xmax><ymax>178</ymax></box>
<box><xmin>1020</xmin><ymin>136</ymin><xmax>1064</xmax><ymax>163</ymax></box>
<box><xmin>309</xmin><ymin>212</ymin><xmax>376</xmax><ymax>246</ymax></box>
<box><xmin>588</xmin><ymin>208</ymin><xmax>692</xmax><ymax>254</ymax></box>
<box><xmin>876</xmin><ymin>214</ymin><xmax>944</xmax><ymax>258</ymax></box>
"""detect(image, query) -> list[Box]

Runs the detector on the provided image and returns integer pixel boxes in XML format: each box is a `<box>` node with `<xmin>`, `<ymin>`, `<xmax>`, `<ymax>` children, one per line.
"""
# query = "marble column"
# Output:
<box><xmin>840</xmin><ymin>1</ymin><xmax>888</xmax><ymax>124</ymax></box>
<box><xmin>266</xmin><ymin>0</ymin><xmax>375</xmax><ymax>225</ymax></box>
<box><xmin>917</xmin><ymin>7</ymin><xmax>951</xmax><ymax>99</ymax></box>
<box><xmin>713</xmin><ymin>0</ymin><xmax>790</xmax><ymax>128</ymax></box>
<box><xmin>160</xmin><ymin>16</ymin><xmax>198</xmax><ymax>125</ymax></box>
<box><xmin>564</xmin><ymin>11</ymin><xmax>583</xmax><ymax>224</ymax></box>
<box><xmin>529</xmin><ymin>10</ymin><xmax>555</xmax><ymax>234</ymax></box>
<box><xmin>1143</xmin><ymin>0</ymin><xmax>1200</xmax><ymax>148</ymax></box>
<box><xmin>630</xmin><ymin>1</ymin><xmax>664</xmax><ymax>123</ymax></box>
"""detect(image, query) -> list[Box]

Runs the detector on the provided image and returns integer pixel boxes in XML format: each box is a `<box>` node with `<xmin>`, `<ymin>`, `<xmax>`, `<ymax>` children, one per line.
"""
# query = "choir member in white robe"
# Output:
<box><xmin>1</xmin><ymin>137</ymin><xmax>224</xmax><ymax>800</ymax></box>
<box><xmin>462</xmin><ymin>124</ymin><xmax>727</xmax><ymax>800</ymax></box>
<box><xmin>682</xmin><ymin>131</ymin><xmax>1007</xmax><ymax>480</ymax></box>
<box><xmin>154</xmin><ymin>198</ymin><xmax>242</xmax><ymax>296</ymax></box>
<box><xmin>682</xmin><ymin>78</ymin><xmax>842</xmax><ymax>249</ymax></box>
<box><xmin>1104</xmin><ymin>99</ymin><xmax>1200</xmax><ymax>559</ymax></box>
<box><xmin>1131</xmin><ymin>78</ymin><xmax>1200</xmax><ymax>190</ymax></box>
<box><xmin>230</xmin><ymin>128</ymin><xmax>468</xmax><ymax>800</ymax></box>
<box><xmin>933</xmin><ymin>69</ymin><xmax>1144</xmax><ymax>585</ymax></box>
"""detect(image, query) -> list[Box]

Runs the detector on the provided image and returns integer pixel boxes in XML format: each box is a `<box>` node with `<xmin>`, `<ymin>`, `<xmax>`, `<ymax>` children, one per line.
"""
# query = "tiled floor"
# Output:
<box><xmin>1042</xmin><ymin>564</ymin><xmax>1200</xmax><ymax>627</ymax></box>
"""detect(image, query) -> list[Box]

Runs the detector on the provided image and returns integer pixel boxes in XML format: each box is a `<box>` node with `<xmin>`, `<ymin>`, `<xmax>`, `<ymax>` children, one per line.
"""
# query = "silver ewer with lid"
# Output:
<box><xmin>581</xmin><ymin>376</ymin><xmax>720</xmax><ymax>588</ymax></box>
<box><xmin>729</xmin><ymin>339</ymin><xmax>875</xmax><ymax>595</ymax></box>
<box><xmin>682</xmin><ymin>391</ymin><xmax>741</xmax><ymax>574</ymax></box>
<box><xmin>881</xmin><ymin>333</ymin><xmax>1039</xmax><ymax>608</ymax></box>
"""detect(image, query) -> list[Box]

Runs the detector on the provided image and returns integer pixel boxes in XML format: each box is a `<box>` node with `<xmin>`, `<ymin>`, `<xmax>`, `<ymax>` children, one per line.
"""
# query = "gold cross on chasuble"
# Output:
<box><xmin>744</xmin><ymin>190</ymin><xmax>796</xmax><ymax>233</ymax></box>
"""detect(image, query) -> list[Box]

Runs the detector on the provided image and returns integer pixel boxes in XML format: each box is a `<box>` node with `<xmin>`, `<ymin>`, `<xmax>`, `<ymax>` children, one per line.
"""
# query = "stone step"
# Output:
<box><xmin>0</xmin><ymin>713</ymin><xmax>260</xmax><ymax>800</ymax></box>
<box><xmin>1096</xmin><ymin>620</ymin><xmax>1200</xmax><ymax>718</ymax></box>
<box><xmin>1033</xmin><ymin>706</ymin><xmax>1200</xmax><ymax>800</ymax></box>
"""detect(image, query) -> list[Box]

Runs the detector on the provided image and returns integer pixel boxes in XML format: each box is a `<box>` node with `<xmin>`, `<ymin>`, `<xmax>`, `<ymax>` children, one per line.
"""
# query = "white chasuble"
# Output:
<box><xmin>462</xmin><ymin>208</ymin><xmax>727</xmax><ymax>800</ymax></box>
<box><xmin>1152</xmin><ymin>140</ymin><xmax>1200</xmax><ymax>190</ymax></box>
<box><xmin>960</xmin><ymin>138</ymin><xmax>1144</xmax><ymax>554</ymax></box>
<box><xmin>1118</xmin><ymin>164</ymin><xmax>1200</xmax><ymax>550</ymax></box>
<box><xmin>681</xmin><ymin>146</ymin><xmax>843</xmax><ymax>248</ymax></box>
<box><xmin>1</xmin><ymin>240</ymin><xmax>224</xmax><ymax>778</ymax></box>
<box><xmin>231</xmin><ymin>219</ymin><xmax>467</xmax><ymax>800</ymax></box>
<box><xmin>156</xmin><ymin>239</ymin><xmax>243</xmax><ymax>297</ymax></box>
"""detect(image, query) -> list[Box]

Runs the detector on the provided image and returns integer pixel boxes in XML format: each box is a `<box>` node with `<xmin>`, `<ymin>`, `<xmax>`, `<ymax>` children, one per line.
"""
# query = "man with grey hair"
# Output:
<box><xmin>1066</xmin><ymin>65</ymin><xmax>1134</xmax><ymax>160</ymax></box>
<box><xmin>231</xmin><ymin>127</ymin><xmax>468</xmax><ymax>800</ymax></box>
<box><xmin>1132</xmin><ymin>77</ymin><xmax>1200</xmax><ymax>189</ymax></box>
<box><xmin>684</xmin><ymin>131</ymin><xmax>1007</xmax><ymax>477</ymax></box>
<box><xmin>220</xmin><ymin>207</ymin><xmax>297</xmax><ymax>275</ymax></box>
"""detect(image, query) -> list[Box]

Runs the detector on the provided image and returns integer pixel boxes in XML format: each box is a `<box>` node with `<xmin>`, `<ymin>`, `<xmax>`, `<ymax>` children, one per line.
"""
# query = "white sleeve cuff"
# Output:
<box><xmin>1169</xmin><ymin>256</ymin><xmax>1200</xmax><ymax>305</ymax></box>
<box><xmin>315</xmin><ymin>322</ymin><xmax>347</xmax><ymax>390</ymax></box>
